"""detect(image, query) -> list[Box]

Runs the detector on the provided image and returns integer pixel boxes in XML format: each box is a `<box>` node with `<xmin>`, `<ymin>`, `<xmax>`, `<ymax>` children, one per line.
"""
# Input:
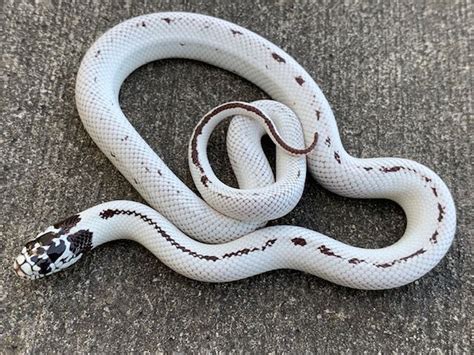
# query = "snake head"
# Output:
<box><xmin>13</xmin><ymin>214</ymin><xmax>93</xmax><ymax>280</ymax></box>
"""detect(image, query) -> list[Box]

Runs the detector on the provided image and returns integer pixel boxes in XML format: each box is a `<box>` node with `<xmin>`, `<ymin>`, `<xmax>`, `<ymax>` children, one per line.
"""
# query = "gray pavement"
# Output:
<box><xmin>1</xmin><ymin>0</ymin><xmax>471</xmax><ymax>352</ymax></box>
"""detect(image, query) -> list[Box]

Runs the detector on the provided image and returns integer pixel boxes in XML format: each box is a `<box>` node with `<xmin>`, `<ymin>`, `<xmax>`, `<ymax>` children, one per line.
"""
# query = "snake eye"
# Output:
<box><xmin>24</xmin><ymin>240</ymin><xmax>36</xmax><ymax>252</ymax></box>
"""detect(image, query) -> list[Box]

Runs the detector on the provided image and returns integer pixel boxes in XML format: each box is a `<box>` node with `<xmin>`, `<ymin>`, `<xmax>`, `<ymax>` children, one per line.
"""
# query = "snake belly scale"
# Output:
<box><xmin>13</xmin><ymin>12</ymin><xmax>456</xmax><ymax>290</ymax></box>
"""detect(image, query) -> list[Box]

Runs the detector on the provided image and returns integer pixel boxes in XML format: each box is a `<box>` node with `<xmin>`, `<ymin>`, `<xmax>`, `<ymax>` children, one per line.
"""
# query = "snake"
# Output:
<box><xmin>13</xmin><ymin>12</ymin><xmax>456</xmax><ymax>290</ymax></box>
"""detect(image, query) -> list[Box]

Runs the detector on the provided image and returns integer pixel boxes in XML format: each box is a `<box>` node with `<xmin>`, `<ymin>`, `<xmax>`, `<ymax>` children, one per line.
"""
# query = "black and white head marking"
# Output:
<box><xmin>13</xmin><ymin>214</ymin><xmax>93</xmax><ymax>280</ymax></box>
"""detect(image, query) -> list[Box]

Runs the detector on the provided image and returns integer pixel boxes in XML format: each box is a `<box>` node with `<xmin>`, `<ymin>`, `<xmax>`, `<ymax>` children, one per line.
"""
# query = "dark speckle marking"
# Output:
<box><xmin>157</xmin><ymin>169</ymin><xmax>162</xmax><ymax>176</ymax></box>
<box><xmin>291</xmin><ymin>238</ymin><xmax>307</xmax><ymax>246</ymax></box>
<box><xmin>432</xmin><ymin>187</ymin><xmax>438</xmax><ymax>197</ymax></box>
<box><xmin>133</xmin><ymin>178</ymin><xmax>138</xmax><ymax>184</ymax></box>
<box><xmin>99</xmin><ymin>209</ymin><xmax>115</xmax><ymax>219</ymax></box>
<box><xmin>325</xmin><ymin>136</ymin><xmax>331</xmax><ymax>146</ymax></box>
<box><xmin>297</xmin><ymin>170</ymin><xmax>301</xmax><ymax>178</ymax></box>
<box><xmin>217</xmin><ymin>192</ymin><xmax>231</xmax><ymax>200</ymax></box>
<box><xmin>261</xmin><ymin>238</ymin><xmax>277</xmax><ymax>251</ymax></box>
<box><xmin>141</xmin><ymin>21</ymin><xmax>146</xmax><ymax>27</ymax></box>
<box><xmin>376</xmin><ymin>248</ymin><xmax>427</xmax><ymax>268</ymax></box>
<box><xmin>295</xmin><ymin>76</ymin><xmax>305</xmax><ymax>86</ymax></box>
<box><xmin>334</xmin><ymin>152</ymin><xmax>341</xmax><ymax>164</ymax></box>
<box><xmin>348</xmin><ymin>258</ymin><xmax>365</xmax><ymax>265</ymax></box>
<box><xmin>110</xmin><ymin>152</ymin><xmax>116</xmax><ymax>158</ymax></box>
<box><xmin>223</xmin><ymin>238</ymin><xmax>277</xmax><ymax>258</ymax></box>
<box><xmin>95</xmin><ymin>50</ymin><xmax>101</xmax><ymax>58</ymax></box>
<box><xmin>179</xmin><ymin>42</ymin><xmax>185</xmax><ymax>46</ymax></box>
<box><xmin>315</xmin><ymin>110</ymin><xmax>321</xmax><ymax>120</ymax></box>
<box><xmin>162</xmin><ymin>17</ymin><xmax>173</xmax><ymax>24</ymax></box>
<box><xmin>231</xmin><ymin>29</ymin><xmax>243</xmax><ymax>36</ymax></box>
<box><xmin>376</xmin><ymin>262</ymin><xmax>394</xmax><ymax>268</ymax></box>
<box><xmin>399</xmin><ymin>248</ymin><xmax>426</xmax><ymax>262</ymax></box>
<box><xmin>317</xmin><ymin>245</ymin><xmax>342</xmax><ymax>259</ymax></box>
<box><xmin>425</xmin><ymin>176</ymin><xmax>432</xmax><ymax>183</ymax></box>
<box><xmin>430</xmin><ymin>230</ymin><xmax>439</xmax><ymax>244</ymax></box>
<box><xmin>381</xmin><ymin>166</ymin><xmax>404</xmax><ymax>173</ymax></box>
<box><xmin>201</xmin><ymin>175</ymin><xmax>210</xmax><ymax>187</ymax></box>
<box><xmin>437</xmin><ymin>203</ymin><xmax>445</xmax><ymax>222</ymax></box>
<box><xmin>363</xmin><ymin>167</ymin><xmax>373</xmax><ymax>171</ymax></box>
<box><xmin>271</xmin><ymin>52</ymin><xmax>286</xmax><ymax>63</ymax></box>
<box><xmin>223</xmin><ymin>247</ymin><xmax>259</xmax><ymax>259</ymax></box>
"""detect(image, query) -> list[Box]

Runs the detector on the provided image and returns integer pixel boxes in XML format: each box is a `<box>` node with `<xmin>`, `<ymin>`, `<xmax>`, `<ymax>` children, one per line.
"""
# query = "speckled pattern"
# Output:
<box><xmin>1</xmin><ymin>0</ymin><xmax>471</xmax><ymax>352</ymax></box>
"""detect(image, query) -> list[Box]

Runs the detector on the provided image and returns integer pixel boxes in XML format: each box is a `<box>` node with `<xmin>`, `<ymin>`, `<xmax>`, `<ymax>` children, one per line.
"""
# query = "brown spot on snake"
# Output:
<box><xmin>334</xmin><ymin>152</ymin><xmax>341</xmax><ymax>164</ymax></box>
<box><xmin>201</xmin><ymin>175</ymin><xmax>210</xmax><ymax>187</ymax></box>
<box><xmin>261</xmin><ymin>238</ymin><xmax>277</xmax><ymax>251</ymax></box>
<box><xmin>348</xmin><ymin>258</ymin><xmax>365</xmax><ymax>265</ymax></box>
<box><xmin>271</xmin><ymin>52</ymin><xmax>286</xmax><ymax>63</ymax></box>
<box><xmin>295</xmin><ymin>76</ymin><xmax>305</xmax><ymax>86</ymax></box>
<box><xmin>399</xmin><ymin>248</ymin><xmax>426</xmax><ymax>262</ymax></box>
<box><xmin>291</xmin><ymin>238</ymin><xmax>307</xmax><ymax>246</ymax></box>
<box><xmin>317</xmin><ymin>245</ymin><xmax>342</xmax><ymax>259</ymax></box>
<box><xmin>430</xmin><ymin>230</ymin><xmax>439</xmax><ymax>244</ymax></box>
<box><xmin>231</xmin><ymin>29</ymin><xmax>243</xmax><ymax>36</ymax></box>
<box><xmin>381</xmin><ymin>166</ymin><xmax>404</xmax><ymax>173</ymax></box>
<box><xmin>437</xmin><ymin>203</ymin><xmax>445</xmax><ymax>222</ymax></box>
<box><xmin>376</xmin><ymin>248</ymin><xmax>427</xmax><ymax>268</ymax></box>
<box><xmin>223</xmin><ymin>247</ymin><xmax>259</xmax><ymax>258</ymax></box>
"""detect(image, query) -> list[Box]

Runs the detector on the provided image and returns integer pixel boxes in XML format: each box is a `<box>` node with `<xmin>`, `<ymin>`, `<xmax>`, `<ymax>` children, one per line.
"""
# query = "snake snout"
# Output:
<box><xmin>13</xmin><ymin>250</ymin><xmax>42</xmax><ymax>280</ymax></box>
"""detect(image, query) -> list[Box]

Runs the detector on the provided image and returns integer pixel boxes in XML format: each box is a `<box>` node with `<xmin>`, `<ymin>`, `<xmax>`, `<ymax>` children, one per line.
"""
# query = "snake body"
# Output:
<box><xmin>13</xmin><ymin>12</ymin><xmax>456</xmax><ymax>289</ymax></box>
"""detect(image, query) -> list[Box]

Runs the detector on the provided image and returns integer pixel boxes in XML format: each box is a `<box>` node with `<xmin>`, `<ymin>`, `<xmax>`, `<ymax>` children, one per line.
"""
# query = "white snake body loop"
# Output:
<box><xmin>13</xmin><ymin>12</ymin><xmax>456</xmax><ymax>289</ymax></box>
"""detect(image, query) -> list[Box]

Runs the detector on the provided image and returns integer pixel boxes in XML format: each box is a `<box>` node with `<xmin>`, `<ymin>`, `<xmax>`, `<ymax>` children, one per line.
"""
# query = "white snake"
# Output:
<box><xmin>13</xmin><ymin>12</ymin><xmax>456</xmax><ymax>289</ymax></box>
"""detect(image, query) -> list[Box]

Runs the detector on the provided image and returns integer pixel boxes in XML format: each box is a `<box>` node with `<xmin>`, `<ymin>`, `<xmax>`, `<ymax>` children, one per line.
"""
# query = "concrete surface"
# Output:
<box><xmin>1</xmin><ymin>0</ymin><xmax>471</xmax><ymax>352</ymax></box>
